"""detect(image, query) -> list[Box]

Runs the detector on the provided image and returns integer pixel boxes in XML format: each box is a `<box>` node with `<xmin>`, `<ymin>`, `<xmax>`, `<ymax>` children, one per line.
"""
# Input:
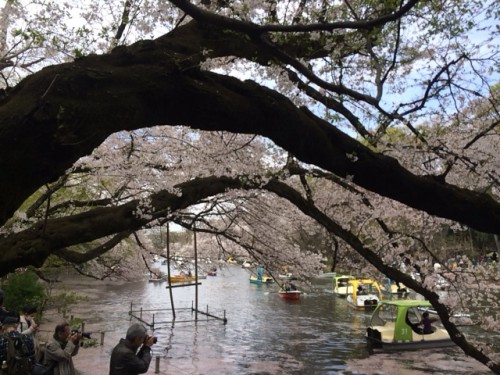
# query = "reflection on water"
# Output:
<box><xmin>53</xmin><ymin>264</ymin><xmax>493</xmax><ymax>375</ymax></box>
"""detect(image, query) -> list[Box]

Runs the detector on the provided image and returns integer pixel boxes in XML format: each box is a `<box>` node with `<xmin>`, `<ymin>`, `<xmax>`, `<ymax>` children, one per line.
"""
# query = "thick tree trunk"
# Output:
<box><xmin>0</xmin><ymin>22</ymin><xmax>498</xmax><ymax>233</ymax></box>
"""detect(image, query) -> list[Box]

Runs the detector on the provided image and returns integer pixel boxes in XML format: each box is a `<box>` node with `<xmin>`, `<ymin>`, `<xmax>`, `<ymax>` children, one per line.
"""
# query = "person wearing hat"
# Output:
<box><xmin>0</xmin><ymin>313</ymin><xmax>36</xmax><ymax>366</ymax></box>
<box><xmin>109</xmin><ymin>323</ymin><xmax>155</xmax><ymax>375</ymax></box>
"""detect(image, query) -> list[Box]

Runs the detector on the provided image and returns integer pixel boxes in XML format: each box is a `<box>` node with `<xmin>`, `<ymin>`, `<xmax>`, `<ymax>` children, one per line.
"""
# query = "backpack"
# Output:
<box><xmin>3</xmin><ymin>333</ymin><xmax>32</xmax><ymax>375</ymax></box>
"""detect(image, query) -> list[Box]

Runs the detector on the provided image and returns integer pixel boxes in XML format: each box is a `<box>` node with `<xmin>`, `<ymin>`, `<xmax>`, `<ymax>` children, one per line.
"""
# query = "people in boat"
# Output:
<box><xmin>357</xmin><ymin>285</ymin><xmax>366</xmax><ymax>295</ymax></box>
<box><xmin>257</xmin><ymin>266</ymin><xmax>264</xmax><ymax>281</ymax></box>
<box><xmin>420</xmin><ymin>311</ymin><xmax>438</xmax><ymax>334</ymax></box>
<box><xmin>385</xmin><ymin>277</ymin><xmax>391</xmax><ymax>292</ymax></box>
<box><xmin>283</xmin><ymin>282</ymin><xmax>297</xmax><ymax>292</ymax></box>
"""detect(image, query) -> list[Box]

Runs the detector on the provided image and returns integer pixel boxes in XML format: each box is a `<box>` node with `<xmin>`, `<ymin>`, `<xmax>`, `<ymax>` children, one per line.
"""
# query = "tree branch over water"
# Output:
<box><xmin>0</xmin><ymin>173</ymin><xmax>498</xmax><ymax>372</ymax></box>
<box><xmin>0</xmin><ymin>21</ymin><xmax>498</xmax><ymax>232</ymax></box>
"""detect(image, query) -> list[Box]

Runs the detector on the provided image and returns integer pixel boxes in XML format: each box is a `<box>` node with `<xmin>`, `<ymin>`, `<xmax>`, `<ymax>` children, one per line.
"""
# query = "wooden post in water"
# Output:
<box><xmin>155</xmin><ymin>356</ymin><xmax>160</xmax><ymax>373</ymax></box>
<box><xmin>166</xmin><ymin>222</ymin><xmax>176</xmax><ymax>320</ymax></box>
<box><xmin>194</xmin><ymin>225</ymin><xmax>199</xmax><ymax>321</ymax></box>
<box><xmin>100</xmin><ymin>332</ymin><xmax>105</xmax><ymax>346</ymax></box>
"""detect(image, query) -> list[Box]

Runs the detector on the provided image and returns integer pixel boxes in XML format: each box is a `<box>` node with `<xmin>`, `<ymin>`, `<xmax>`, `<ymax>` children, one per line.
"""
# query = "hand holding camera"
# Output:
<box><xmin>144</xmin><ymin>335</ymin><xmax>157</xmax><ymax>347</ymax></box>
<box><xmin>69</xmin><ymin>330</ymin><xmax>82</xmax><ymax>343</ymax></box>
<box><xmin>70</xmin><ymin>329</ymin><xmax>92</xmax><ymax>344</ymax></box>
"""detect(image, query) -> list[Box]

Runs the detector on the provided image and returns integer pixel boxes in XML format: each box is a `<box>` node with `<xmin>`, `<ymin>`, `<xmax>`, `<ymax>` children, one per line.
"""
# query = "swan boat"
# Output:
<box><xmin>333</xmin><ymin>275</ymin><xmax>355</xmax><ymax>296</ymax></box>
<box><xmin>345</xmin><ymin>278</ymin><xmax>382</xmax><ymax>310</ymax></box>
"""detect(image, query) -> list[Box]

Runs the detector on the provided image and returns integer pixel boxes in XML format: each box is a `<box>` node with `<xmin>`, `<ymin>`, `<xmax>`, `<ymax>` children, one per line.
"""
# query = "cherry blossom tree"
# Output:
<box><xmin>0</xmin><ymin>0</ymin><xmax>499</xmax><ymax>372</ymax></box>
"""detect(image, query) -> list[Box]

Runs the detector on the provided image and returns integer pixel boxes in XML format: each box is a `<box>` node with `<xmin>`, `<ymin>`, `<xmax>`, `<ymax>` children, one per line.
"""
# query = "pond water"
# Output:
<box><xmin>46</xmin><ymin>264</ymin><xmax>493</xmax><ymax>375</ymax></box>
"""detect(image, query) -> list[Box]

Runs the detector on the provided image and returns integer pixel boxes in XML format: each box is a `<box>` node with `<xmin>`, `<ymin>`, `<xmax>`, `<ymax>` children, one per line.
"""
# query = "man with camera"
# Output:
<box><xmin>44</xmin><ymin>322</ymin><xmax>81</xmax><ymax>375</ymax></box>
<box><xmin>109</xmin><ymin>323</ymin><xmax>155</xmax><ymax>375</ymax></box>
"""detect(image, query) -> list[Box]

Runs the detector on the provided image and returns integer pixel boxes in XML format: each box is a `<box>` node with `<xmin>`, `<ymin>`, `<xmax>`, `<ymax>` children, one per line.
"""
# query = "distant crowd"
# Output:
<box><xmin>447</xmin><ymin>251</ymin><xmax>498</xmax><ymax>270</ymax></box>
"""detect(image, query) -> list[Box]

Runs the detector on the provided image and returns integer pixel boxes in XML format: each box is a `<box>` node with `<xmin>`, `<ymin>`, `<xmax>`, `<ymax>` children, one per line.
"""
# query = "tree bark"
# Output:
<box><xmin>0</xmin><ymin>21</ymin><xmax>498</xmax><ymax>233</ymax></box>
<box><xmin>0</xmin><ymin>174</ymin><xmax>497</xmax><ymax>373</ymax></box>
<box><xmin>0</xmin><ymin>176</ymin><xmax>243</xmax><ymax>275</ymax></box>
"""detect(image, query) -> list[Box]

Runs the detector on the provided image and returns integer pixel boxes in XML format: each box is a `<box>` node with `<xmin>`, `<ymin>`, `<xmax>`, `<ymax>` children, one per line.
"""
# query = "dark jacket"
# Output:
<box><xmin>109</xmin><ymin>339</ymin><xmax>152</xmax><ymax>375</ymax></box>
<box><xmin>421</xmin><ymin>316</ymin><xmax>435</xmax><ymax>334</ymax></box>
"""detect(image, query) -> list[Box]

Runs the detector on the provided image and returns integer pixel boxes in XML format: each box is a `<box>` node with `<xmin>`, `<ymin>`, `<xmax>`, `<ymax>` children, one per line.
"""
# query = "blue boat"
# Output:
<box><xmin>250</xmin><ymin>267</ymin><xmax>274</xmax><ymax>284</ymax></box>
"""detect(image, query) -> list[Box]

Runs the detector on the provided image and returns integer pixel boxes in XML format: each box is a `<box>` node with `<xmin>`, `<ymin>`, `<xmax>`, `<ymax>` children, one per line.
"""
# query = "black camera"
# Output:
<box><xmin>71</xmin><ymin>329</ymin><xmax>92</xmax><ymax>339</ymax></box>
<box><xmin>145</xmin><ymin>335</ymin><xmax>157</xmax><ymax>344</ymax></box>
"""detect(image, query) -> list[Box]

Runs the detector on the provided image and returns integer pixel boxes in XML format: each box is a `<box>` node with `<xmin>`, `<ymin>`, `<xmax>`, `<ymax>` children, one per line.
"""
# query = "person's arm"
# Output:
<box><xmin>70</xmin><ymin>340</ymin><xmax>80</xmax><ymax>356</ymax></box>
<box><xmin>20</xmin><ymin>326</ymin><xmax>33</xmax><ymax>335</ymax></box>
<box><xmin>68</xmin><ymin>332</ymin><xmax>81</xmax><ymax>357</ymax></box>
<box><xmin>118</xmin><ymin>346</ymin><xmax>152</xmax><ymax>374</ymax></box>
<box><xmin>21</xmin><ymin>322</ymin><xmax>38</xmax><ymax>336</ymax></box>
<box><xmin>46</xmin><ymin>339</ymin><xmax>77</xmax><ymax>362</ymax></box>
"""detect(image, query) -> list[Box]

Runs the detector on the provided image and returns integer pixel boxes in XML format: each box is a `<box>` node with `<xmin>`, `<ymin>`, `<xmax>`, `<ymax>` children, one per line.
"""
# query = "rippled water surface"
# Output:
<box><xmin>47</xmin><ymin>264</ymin><xmax>494</xmax><ymax>375</ymax></box>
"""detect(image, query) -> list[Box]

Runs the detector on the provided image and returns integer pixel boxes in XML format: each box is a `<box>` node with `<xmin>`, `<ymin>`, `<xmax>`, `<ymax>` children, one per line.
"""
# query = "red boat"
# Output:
<box><xmin>278</xmin><ymin>290</ymin><xmax>301</xmax><ymax>300</ymax></box>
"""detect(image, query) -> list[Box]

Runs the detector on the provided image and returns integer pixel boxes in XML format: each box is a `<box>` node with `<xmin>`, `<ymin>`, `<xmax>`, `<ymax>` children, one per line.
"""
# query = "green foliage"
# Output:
<box><xmin>50</xmin><ymin>291</ymin><xmax>89</xmax><ymax>309</ymax></box>
<box><xmin>46</xmin><ymin>290</ymin><xmax>89</xmax><ymax>319</ymax></box>
<box><xmin>69</xmin><ymin>315</ymin><xmax>99</xmax><ymax>348</ymax></box>
<box><xmin>40</xmin><ymin>255</ymin><xmax>70</xmax><ymax>269</ymax></box>
<box><xmin>80</xmin><ymin>338</ymin><xmax>99</xmax><ymax>348</ymax></box>
<box><xmin>1</xmin><ymin>270</ymin><xmax>46</xmax><ymax>313</ymax></box>
<box><xmin>69</xmin><ymin>316</ymin><xmax>84</xmax><ymax>327</ymax></box>
<box><xmin>73</xmin><ymin>48</ymin><xmax>84</xmax><ymax>58</ymax></box>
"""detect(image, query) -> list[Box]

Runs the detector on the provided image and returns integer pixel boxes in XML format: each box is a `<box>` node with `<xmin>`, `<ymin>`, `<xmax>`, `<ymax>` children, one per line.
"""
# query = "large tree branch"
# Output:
<box><xmin>3</xmin><ymin>173</ymin><xmax>496</xmax><ymax>372</ymax></box>
<box><xmin>0</xmin><ymin>176</ymin><xmax>244</xmax><ymax>275</ymax></box>
<box><xmin>169</xmin><ymin>0</ymin><xmax>420</xmax><ymax>33</ymax></box>
<box><xmin>0</xmin><ymin>21</ymin><xmax>498</xmax><ymax>233</ymax></box>
<box><xmin>55</xmin><ymin>231</ymin><xmax>133</xmax><ymax>264</ymax></box>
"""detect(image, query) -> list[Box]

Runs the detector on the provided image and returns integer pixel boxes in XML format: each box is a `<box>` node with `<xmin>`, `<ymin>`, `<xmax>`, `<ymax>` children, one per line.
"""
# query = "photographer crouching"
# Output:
<box><xmin>109</xmin><ymin>323</ymin><xmax>156</xmax><ymax>375</ymax></box>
